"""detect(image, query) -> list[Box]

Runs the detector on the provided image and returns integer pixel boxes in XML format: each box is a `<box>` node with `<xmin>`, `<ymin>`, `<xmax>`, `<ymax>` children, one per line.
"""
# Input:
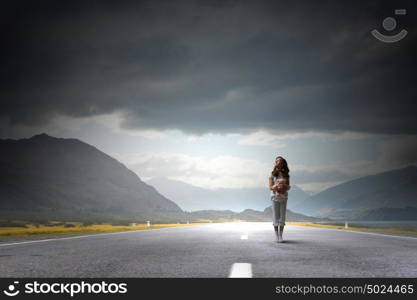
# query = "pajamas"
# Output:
<box><xmin>271</xmin><ymin>195</ymin><xmax>288</xmax><ymax>227</ymax></box>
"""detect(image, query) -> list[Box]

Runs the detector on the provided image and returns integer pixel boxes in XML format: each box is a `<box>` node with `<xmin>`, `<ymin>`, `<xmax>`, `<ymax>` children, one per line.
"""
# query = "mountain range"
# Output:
<box><xmin>1</xmin><ymin>134</ymin><xmax>415</xmax><ymax>223</ymax></box>
<box><xmin>147</xmin><ymin>166</ymin><xmax>417</xmax><ymax>221</ymax></box>
<box><xmin>289</xmin><ymin>165</ymin><xmax>417</xmax><ymax>219</ymax></box>
<box><xmin>0</xmin><ymin>134</ymin><xmax>318</xmax><ymax>223</ymax></box>
<box><xmin>146</xmin><ymin>177</ymin><xmax>310</xmax><ymax>212</ymax></box>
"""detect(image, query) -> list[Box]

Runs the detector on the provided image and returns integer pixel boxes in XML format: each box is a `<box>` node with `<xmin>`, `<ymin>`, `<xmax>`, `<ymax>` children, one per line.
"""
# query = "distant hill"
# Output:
<box><xmin>0</xmin><ymin>134</ymin><xmax>183</xmax><ymax>222</ymax></box>
<box><xmin>289</xmin><ymin>165</ymin><xmax>417</xmax><ymax>219</ymax></box>
<box><xmin>146</xmin><ymin>177</ymin><xmax>310</xmax><ymax>212</ymax></box>
<box><xmin>186</xmin><ymin>207</ymin><xmax>323</xmax><ymax>222</ymax></box>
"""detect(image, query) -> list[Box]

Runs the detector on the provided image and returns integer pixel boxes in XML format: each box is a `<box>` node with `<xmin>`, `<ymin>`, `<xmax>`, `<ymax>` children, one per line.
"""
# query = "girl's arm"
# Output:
<box><xmin>268</xmin><ymin>176</ymin><xmax>274</xmax><ymax>190</ymax></box>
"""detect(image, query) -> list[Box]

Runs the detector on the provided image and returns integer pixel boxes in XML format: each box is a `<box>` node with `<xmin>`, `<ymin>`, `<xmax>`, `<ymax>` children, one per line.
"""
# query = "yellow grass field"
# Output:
<box><xmin>0</xmin><ymin>222</ymin><xmax>210</xmax><ymax>238</ymax></box>
<box><xmin>287</xmin><ymin>222</ymin><xmax>417</xmax><ymax>236</ymax></box>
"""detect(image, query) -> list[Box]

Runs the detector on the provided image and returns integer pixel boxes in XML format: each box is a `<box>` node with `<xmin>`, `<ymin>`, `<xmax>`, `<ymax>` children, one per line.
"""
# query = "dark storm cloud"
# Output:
<box><xmin>1</xmin><ymin>0</ymin><xmax>416</xmax><ymax>135</ymax></box>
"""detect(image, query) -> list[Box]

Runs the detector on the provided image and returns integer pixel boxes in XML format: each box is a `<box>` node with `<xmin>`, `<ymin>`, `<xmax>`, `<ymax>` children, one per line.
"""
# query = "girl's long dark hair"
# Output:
<box><xmin>271</xmin><ymin>156</ymin><xmax>290</xmax><ymax>179</ymax></box>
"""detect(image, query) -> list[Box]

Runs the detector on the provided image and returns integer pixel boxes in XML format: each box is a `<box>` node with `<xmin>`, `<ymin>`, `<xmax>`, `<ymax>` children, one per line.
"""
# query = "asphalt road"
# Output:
<box><xmin>1</xmin><ymin>222</ymin><xmax>416</xmax><ymax>277</ymax></box>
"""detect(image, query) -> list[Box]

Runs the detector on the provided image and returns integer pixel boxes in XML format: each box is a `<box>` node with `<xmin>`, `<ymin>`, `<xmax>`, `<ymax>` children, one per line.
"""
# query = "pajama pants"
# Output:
<box><xmin>271</xmin><ymin>195</ymin><xmax>288</xmax><ymax>227</ymax></box>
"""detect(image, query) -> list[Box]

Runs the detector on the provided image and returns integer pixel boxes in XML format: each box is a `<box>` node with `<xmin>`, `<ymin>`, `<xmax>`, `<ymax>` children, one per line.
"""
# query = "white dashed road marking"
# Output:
<box><xmin>229</xmin><ymin>263</ymin><xmax>253</xmax><ymax>278</ymax></box>
<box><xmin>0</xmin><ymin>226</ymin><xmax>187</xmax><ymax>247</ymax></box>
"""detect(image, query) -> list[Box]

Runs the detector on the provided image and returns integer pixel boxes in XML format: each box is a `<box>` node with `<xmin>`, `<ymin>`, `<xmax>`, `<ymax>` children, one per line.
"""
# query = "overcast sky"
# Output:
<box><xmin>1</xmin><ymin>0</ymin><xmax>416</xmax><ymax>193</ymax></box>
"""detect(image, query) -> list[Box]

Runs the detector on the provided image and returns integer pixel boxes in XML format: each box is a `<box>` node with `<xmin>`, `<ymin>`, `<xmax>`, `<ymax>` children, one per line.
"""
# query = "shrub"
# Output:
<box><xmin>0</xmin><ymin>220</ymin><xmax>28</xmax><ymax>228</ymax></box>
<box><xmin>81</xmin><ymin>221</ymin><xmax>94</xmax><ymax>227</ymax></box>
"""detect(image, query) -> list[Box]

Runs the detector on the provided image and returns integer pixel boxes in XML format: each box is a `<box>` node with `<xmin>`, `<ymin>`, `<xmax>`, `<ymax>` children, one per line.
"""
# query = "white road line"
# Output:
<box><xmin>291</xmin><ymin>225</ymin><xmax>417</xmax><ymax>240</ymax></box>
<box><xmin>229</xmin><ymin>263</ymin><xmax>252</xmax><ymax>278</ymax></box>
<box><xmin>0</xmin><ymin>234</ymin><xmax>104</xmax><ymax>247</ymax></box>
<box><xmin>0</xmin><ymin>225</ymin><xmax>204</xmax><ymax>247</ymax></box>
<box><xmin>339</xmin><ymin>229</ymin><xmax>417</xmax><ymax>240</ymax></box>
<box><xmin>240</xmin><ymin>234</ymin><xmax>248</xmax><ymax>240</ymax></box>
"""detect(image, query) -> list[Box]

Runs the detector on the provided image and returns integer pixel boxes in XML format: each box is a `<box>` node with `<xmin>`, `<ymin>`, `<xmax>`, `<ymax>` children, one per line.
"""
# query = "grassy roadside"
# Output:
<box><xmin>288</xmin><ymin>222</ymin><xmax>417</xmax><ymax>236</ymax></box>
<box><xmin>2</xmin><ymin>221</ymin><xmax>416</xmax><ymax>239</ymax></box>
<box><xmin>0</xmin><ymin>222</ymin><xmax>210</xmax><ymax>238</ymax></box>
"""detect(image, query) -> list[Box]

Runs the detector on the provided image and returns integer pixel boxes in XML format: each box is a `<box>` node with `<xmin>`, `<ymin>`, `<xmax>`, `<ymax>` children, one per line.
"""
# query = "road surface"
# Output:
<box><xmin>1</xmin><ymin>222</ymin><xmax>416</xmax><ymax>277</ymax></box>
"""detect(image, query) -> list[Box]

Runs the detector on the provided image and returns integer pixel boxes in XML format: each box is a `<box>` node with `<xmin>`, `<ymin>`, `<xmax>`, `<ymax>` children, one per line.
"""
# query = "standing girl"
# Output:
<box><xmin>268</xmin><ymin>156</ymin><xmax>291</xmax><ymax>243</ymax></box>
